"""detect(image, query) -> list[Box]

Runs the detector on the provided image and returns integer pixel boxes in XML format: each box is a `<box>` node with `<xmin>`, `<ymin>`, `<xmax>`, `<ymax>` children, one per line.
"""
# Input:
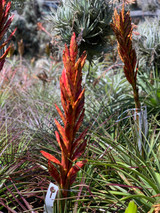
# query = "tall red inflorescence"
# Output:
<box><xmin>41</xmin><ymin>33</ymin><xmax>87</xmax><ymax>199</ymax></box>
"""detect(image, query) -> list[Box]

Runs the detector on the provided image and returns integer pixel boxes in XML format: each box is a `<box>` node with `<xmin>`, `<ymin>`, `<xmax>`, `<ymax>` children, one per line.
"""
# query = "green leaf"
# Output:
<box><xmin>125</xmin><ymin>201</ymin><xmax>137</xmax><ymax>213</ymax></box>
<box><xmin>150</xmin><ymin>98</ymin><xmax>157</xmax><ymax>106</ymax></box>
<box><xmin>157</xmin><ymin>90</ymin><xmax>160</xmax><ymax>99</ymax></box>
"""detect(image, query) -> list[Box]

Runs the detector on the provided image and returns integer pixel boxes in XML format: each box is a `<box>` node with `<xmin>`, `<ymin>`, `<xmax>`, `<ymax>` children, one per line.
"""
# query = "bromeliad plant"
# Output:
<box><xmin>53</xmin><ymin>0</ymin><xmax>113</xmax><ymax>63</ymax></box>
<box><xmin>111</xmin><ymin>5</ymin><xmax>140</xmax><ymax>111</ymax></box>
<box><xmin>110</xmin><ymin>5</ymin><xmax>147</xmax><ymax>157</ymax></box>
<box><xmin>0</xmin><ymin>0</ymin><xmax>16</xmax><ymax>71</ymax></box>
<box><xmin>41</xmin><ymin>32</ymin><xmax>87</xmax><ymax>211</ymax></box>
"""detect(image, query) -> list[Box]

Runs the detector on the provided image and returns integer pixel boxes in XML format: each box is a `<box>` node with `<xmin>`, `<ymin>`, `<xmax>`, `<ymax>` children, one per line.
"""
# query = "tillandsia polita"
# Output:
<box><xmin>111</xmin><ymin>4</ymin><xmax>140</xmax><ymax>111</ymax></box>
<box><xmin>111</xmin><ymin>5</ymin><xmax>148</xmax><ymax>157</ymax></box>
<box><xmin>41</xmin><ymin>33</ymin><xmax>87</xmax><ymax>210</ymax></box>
<box><xmin>0</xmin><ymin>0</ymin><xmax>16</xmax><ymax>71</ymax></box>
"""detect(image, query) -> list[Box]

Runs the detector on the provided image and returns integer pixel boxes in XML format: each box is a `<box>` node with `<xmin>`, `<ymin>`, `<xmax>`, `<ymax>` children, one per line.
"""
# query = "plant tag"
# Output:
<box><xmin>44</xmin><ymin>182</ymin><xmax>59</xmax><ymax>213</ymax></box>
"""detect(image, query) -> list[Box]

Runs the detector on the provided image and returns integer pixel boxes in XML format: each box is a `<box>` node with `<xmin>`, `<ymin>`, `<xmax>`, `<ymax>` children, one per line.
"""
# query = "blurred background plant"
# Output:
<box><xmin>10</xmin><ymin>0</ymin><xmax>42</xmax><ymax>57</ymax></box>
<box><xmin>132</xmin><ymin>17</ymin><xmax>160</xmax><ymax>117</ymax></box>
<box><xmin>10</xmin><ymin>0</ymin><xmax>27</xmax><ymax>14</ymax></box>
<box><xmin>134</xmin><ymin>17</ymin><xmax>160</xmax><ymax>76</ymax></box>
<box><xmin>138</xmin><ymin>68</ymin><xmax>160</xmax><ymax>116</ymax></box>
<box><xmin>50</xmin><ymin>0</ymin><xmax>113</xmax><ymax>64</ymax></box>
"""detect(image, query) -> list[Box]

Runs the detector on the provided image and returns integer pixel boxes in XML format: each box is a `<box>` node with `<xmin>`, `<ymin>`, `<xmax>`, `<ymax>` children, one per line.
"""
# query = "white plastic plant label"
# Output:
<box><xmin>44</xmin><ymin>182</ymin><xmax>59</xmax><ymax>213</ymax></box>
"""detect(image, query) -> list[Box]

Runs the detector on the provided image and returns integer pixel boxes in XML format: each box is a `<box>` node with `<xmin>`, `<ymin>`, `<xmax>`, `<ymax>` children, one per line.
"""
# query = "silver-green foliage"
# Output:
<box><xmin>135</xmin><ymin>17</ymin><xmax>160</xmax><ymax>73</ymax></box>
<box><xmin>53</xmin><ymin>0</ymin><xmax>113</xmax><ymax>62</ymax></box>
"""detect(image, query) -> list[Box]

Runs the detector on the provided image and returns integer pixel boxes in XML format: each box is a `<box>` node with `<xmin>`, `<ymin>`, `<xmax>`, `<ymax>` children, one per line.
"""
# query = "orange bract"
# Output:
<box><xmin>111</xmin><ymin>6</ymin><xmax>137</xmax><ymax>87</ymax></box>
<box><xmin>41</xmin><ymin>33</ymin><xmax>87</xmax><ymax>199</ymax></box>
<box><xmin>111</xmin><ymin>5</ymin><xmax>140</xmax><ymax>110</ymax></box>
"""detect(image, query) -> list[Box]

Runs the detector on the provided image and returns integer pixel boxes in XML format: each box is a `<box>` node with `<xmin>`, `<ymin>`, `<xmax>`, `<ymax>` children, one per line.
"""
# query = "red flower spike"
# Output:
<box><xmin>0</xmin><ymin>1</ymin><xmax>16</xmax><ymax>71</ymax></box>
<box><xmin>41</xmin><ymin>33</ymin><xmax>87</xmax><ymax>208</ymax></box>
<box><xmin>111</xmin><ymin>4</ymin><xmax>140</xmax><ymax>110</ymax></box>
